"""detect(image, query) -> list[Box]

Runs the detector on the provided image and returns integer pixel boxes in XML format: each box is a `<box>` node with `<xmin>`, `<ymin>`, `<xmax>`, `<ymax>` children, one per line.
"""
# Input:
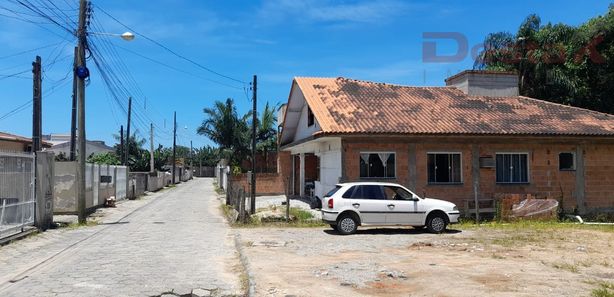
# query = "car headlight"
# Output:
<box><xmin>452</xmin><ymin>206</ymin><xmax>458</xmax><ymax>211</ymax></box>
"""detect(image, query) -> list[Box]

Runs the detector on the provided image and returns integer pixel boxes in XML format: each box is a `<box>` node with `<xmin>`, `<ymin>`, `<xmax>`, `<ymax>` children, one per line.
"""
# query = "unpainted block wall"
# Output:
<box><xmin>341</xmin><ymin>138</ymin><xmax>614</xmax><ymax>213</ymax></box>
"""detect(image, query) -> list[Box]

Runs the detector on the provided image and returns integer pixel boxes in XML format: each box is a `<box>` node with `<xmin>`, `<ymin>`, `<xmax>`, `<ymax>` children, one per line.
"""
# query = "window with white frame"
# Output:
<box><xmin>428</xmin><ymin>153</ymin><xmax>462</xmax><ymax>183</ymax></box>
<box><xmin>496</xmin><ymin>153</ymin><xmax>529</xmax><ymax>183</ymax></box>
<box><xmin>359</xmin><ymin>152</ymin><xmax>395</xmax><ymax>178</ymax></box>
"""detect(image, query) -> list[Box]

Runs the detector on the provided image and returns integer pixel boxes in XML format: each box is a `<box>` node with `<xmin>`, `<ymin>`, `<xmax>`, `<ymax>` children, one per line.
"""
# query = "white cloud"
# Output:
<box><xmin>257</xmin><ymin>0</ymin><xmax>410</xmax><ymax>25</ymax></box>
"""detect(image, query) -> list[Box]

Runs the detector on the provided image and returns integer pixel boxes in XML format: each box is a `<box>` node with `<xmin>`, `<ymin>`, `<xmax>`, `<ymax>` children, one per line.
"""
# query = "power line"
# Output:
<box><xmin>0</xmin><ymin>41</ymin><xmax>65</xmax><ymax>60</ymax></box>
<box><xmin>113</xmin><ymin>43</ymin><xmax>244</xmax><ymax>90</ymax></box>
<box><xmin>94</xmin><ymin>3</ymin><xmax>248</xmax><ymax>86</ymax></box>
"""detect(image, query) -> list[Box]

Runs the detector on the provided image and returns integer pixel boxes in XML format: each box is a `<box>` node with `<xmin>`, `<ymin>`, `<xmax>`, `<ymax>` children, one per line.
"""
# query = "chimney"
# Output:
<box><xmin>445</xmin><ymin>70</ymin><xmax>518</xmax><ymax>97</ymax></box>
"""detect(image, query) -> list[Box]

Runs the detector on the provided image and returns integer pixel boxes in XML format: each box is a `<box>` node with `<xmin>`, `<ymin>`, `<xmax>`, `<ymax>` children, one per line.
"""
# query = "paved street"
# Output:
<box><xmin>0</xmin><ymin>178</ymin><xmax>242</xmax><ymax>297</ymax></box>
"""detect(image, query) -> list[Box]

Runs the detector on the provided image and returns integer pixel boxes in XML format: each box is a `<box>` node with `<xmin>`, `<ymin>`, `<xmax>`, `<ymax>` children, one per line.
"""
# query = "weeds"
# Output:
<box><xmin>67</xmin><ymin>220</ymin><xmax>99</xmax><ymax>229</ymax></box>
<box><xmin>458</xmin><ymin>219</ymin><xmax>614</xmax><ymax>233</ymax></box>
<box><xmin>551</xmin><ymin>261</ymin><xmax>580</xmax><ymax>273</ymax></box>
<box><xmin>592</xmin><ymin>282</ymin><xmax>614</xmax><ymax>297</ymax></box>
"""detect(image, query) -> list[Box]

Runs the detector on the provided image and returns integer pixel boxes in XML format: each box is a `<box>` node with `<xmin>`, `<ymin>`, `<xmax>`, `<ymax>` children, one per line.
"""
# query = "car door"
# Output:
<box><xmin>344</xmin><ymin>185</ymin><xmax>388</xmax><ymax>224</ymax></box>
<box><xmin>383</xmin><ymin>186</ymin><xmax>421</xmax><ymax>225</ymax></box>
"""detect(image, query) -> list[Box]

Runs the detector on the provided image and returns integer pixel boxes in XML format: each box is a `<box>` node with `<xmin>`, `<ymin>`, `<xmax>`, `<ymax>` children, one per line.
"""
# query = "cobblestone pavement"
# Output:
<box><xmin>0</xmin><ymin>178</ymin><xmax>242</xmax><ymax>297</ymax></box>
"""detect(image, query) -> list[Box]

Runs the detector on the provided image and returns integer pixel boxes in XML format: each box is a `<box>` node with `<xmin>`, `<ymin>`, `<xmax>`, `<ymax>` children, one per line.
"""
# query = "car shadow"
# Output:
<box><xmin>323</xmin><ymin>227</ymin><xmax>462</xmax><ymax>236</ymax></box>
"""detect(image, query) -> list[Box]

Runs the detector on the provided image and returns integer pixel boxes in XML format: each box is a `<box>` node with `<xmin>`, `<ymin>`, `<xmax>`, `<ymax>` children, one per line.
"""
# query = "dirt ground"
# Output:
<box><xmin>237</xmin><ymin>224</ymin><xmax>614</xmax><ymax>297</ymax></box>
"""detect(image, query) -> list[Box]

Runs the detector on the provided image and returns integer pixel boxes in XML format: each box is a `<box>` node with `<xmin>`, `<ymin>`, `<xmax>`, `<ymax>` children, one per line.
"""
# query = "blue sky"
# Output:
<box><xmin>0</xmin><ymin>0</ymin><xmax>611</xmax><ymax>149</ymax></box>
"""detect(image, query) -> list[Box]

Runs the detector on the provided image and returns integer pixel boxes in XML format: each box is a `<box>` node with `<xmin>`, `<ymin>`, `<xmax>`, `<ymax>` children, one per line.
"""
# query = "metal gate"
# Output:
<box><xmin>0</xmin><ymin>152</ymin><xmax>35</xmax><ymax>239</ymax></box>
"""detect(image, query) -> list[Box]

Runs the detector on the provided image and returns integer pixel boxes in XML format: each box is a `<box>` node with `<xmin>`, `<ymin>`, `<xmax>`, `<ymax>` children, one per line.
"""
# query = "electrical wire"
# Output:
<box><xmin>94</xmin><ymin>3</ymin><xmax>248</xmax><ymax>86</ymax></box>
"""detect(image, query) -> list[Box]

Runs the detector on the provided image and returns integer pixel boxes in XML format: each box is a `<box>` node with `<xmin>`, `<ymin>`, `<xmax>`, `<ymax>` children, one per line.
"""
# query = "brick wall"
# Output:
<box><xmin>240</xmin><ymin>151</ymin><xmax>278</xmax><ymax>173</ymax></box>
<box><xmin>585</xmin><ymin>145</ymin><xmax>614</xmax><ymax>210</ymax></box>
<box><xmin>341</xmin><ymin>138</ymin><xmax>614</xmax><ymax>213</ymax></box>
<box><xmin>231</xmin><ymin>173</ymin><xmax>286</xmax><ymax>196</ymax></box>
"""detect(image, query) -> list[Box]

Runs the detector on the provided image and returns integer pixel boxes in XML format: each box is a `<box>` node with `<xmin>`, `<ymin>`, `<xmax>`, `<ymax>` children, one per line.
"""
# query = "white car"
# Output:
<box><xmin>321</xmin><ymin>182</ymin><xmax>460</xmax><ymax>235</ymax></box>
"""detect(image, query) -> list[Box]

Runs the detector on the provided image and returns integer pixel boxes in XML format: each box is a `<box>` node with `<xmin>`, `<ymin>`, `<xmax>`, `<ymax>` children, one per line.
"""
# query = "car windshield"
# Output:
<box><xmin>324</xmin><ymin>186</ymin><xmax>341</xmax><ymax>197</ymax></box>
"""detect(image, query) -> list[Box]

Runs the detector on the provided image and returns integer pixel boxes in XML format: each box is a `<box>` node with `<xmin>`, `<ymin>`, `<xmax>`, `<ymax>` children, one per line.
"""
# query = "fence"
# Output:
<box><xmin>225</xmin><ymin>176</ymin><xmax>249</xmax><ymax>223</ymax></box>
<box><xmin>54</xmin><ymin>162</ymin><xmax>129</xmax><ymax>214</ymax></box>
<box><xmin>216</xmin><ymin>165</ymin><xmax>230</xmax><ymax>191</ymax></box>
<box><xmin>0</xmin><ymin>152</ymin><xmax>35</xmax><ymax>238</ymax></box>
<box><xmin>194</xmin><ymin>166</ymin><xmax>215</xmax><ymax>177</ymax></box>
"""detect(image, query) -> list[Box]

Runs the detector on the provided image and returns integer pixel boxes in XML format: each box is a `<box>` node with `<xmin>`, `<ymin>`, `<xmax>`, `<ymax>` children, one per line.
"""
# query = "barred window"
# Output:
<box><xmin>496</xmin><ymin>153</ymin><xmax>529</xmax><ymax>183</ymax></box>
<box><xmin>428</xmin><ymin>153</ymin><xmax>462</xmax><ymax>183</ymax></box>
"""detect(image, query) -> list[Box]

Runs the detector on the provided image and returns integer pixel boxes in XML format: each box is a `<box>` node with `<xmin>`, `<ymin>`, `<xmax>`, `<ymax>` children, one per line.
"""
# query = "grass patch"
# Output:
<box><xmin>213</xmin><ymin>182</ymin><xmax>225</xmax><ymax>195</ymax></box>
<box><xmin>458</xmin><ymin>219</ymin><xmax>614</xmax><ymax>233</ymax></box>
<box><xmin>228</xmin><ymin>205</ymin><xmax>326</xmax><ymax>228</ymax></box>
<box><xmin>67</xmin><ymin>220</ymin><xmax>99</xmax><ymax>229</ymax></box>
<box><xmin>551</xmin><ymin>261</ymin><xmax>580</xmax><ymax>273</ymax></box>
<box><xmin>592</xmin><ymin>282</ymin><xmax>614</xmax><ymax>297</ymax></box>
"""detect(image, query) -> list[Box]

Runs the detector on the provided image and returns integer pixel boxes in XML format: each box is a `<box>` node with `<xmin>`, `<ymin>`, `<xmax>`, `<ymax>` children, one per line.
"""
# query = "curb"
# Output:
<box><xmin>234</xmin><ymin>233</ymin><xmax>255</xmax><ymax>297</ymax></box>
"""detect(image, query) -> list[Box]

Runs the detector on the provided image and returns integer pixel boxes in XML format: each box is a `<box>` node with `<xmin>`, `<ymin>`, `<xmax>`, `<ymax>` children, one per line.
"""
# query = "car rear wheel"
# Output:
<box><xmin>337</xmin><ymin>214</ymin><xmax>358</xmax><ymax>235</ymax></box>
<box><xmin>426</xmin><ymin>213</ymin><xmax>447</xmax><ymax>233</ymax></box>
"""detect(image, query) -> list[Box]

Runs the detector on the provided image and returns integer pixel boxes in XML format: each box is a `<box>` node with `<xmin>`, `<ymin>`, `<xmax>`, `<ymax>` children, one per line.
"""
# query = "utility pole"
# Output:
<box><xmin>190</xmin><ymin>140</ymin><xmax>193</xmax><ymax>171</ymax></box>
<box><xmin>32</xmin><ymin>56</ymin><xmax>42</xmax><ymax>152</ymax></box>
<box><xmin>69</xmin><ymin>47</ymin><xmax>77</xmax><ymax>161</ymax></box>
<box><xmin>76</xmin><ymin>0</ymin><xmax>89</xmax><ymax>224</ymax></box>
<box><xmin>150</xmin><ymin>123</ymin><xmax>154</xmax><ymax>173</ymax></box>
<box><xmin>250</xmin><ymin>75</ymin><xmax>257</xmax><ymax>214</ymax></box>
<box><xmin>172</xmin><ymin>111</ymin><xmax>177</xmax><ymax>184</ymax></box>
<box><xmin>120</xmin><ymin>125</ymin><xmax>124</xmax><ymax>164</ymax></box>
<box><xmin>124</xmin><ymin>97</ymin><xmax>132</xmax><ymax>166</ymax></box>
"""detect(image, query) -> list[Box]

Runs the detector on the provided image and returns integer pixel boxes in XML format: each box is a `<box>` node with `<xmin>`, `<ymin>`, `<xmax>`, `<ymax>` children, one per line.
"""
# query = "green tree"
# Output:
<box><xmin>197</xmin><ymin>98</ymin><xmax>251</xmax><ymax>166</ymax></box>
<box><xmin>87</xmin><ymin>152</ymin><xmax>121</xmax><ymax>165</ymax></box>
<box><xmin>256</xmin><ymin>102</ymin><xmax>279</xmax><ymax>172</ymax></box>
<box><xmin>475</xmin><ymin>6</ymin><xmax>614</xmax><ymax>113</ymax></box>
<box><xmin>194</xmin><ymin>145</ymin><xmax>221</xmax><ymax>167</ymax></box>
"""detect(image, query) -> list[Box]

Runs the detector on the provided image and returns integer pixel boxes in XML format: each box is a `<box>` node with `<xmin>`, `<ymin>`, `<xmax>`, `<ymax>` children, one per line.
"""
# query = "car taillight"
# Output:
<box><xmin>327</xmin><ymin>198</ymin><xmax>334</xmax><ymax>209</ymax></box>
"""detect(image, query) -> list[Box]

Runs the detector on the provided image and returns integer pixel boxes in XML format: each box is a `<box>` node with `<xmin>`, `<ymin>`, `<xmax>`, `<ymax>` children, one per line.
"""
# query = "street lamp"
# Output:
<box><xmin>88</xmin><ymin>31</ymin><xmax>135</xmax><ymax>41</ymax></box>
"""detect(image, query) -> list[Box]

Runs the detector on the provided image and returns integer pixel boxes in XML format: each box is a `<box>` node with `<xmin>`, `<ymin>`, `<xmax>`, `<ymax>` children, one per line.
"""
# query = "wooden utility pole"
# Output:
<box><xmin>172</xmin><ymin>111</ymin><xmax>177</xmax><ymax>184</ymax></box>
<box><xmin>250</xmin><ymin>75</ymin><xmax>257</xmax><ymax>214</ymax></box>
<box><xmin>119</xmin><ymin>125</ymin><xmax>124</xmax><ymax>164</ymax></box>
<box><xmin>76</xmin><ymin>0</ymin><xmax>88</xmax><ymax>224</ymax></box>
<box><xmin>150</xmin><ymin>123</ymin><xmax>154</xmax><ymax>173</ymax></box>
<box><xmin>69</xmin><ymin>47</ymin><xmax>77</xmax><ymax>161</ymax></box>
<box><xmin>32</xmin><ymin>56</ymin><xmax>42</xmax><ymax>152</ymax></box>
<box><xmin>124</xmin><ymin>97</ymin><xmax>132</xmax><ymax>166</ymax></box>
<box><xmin>190</xmin><ymin>140</ymin><xmax>193</xmax><ymax>174</ymax></box>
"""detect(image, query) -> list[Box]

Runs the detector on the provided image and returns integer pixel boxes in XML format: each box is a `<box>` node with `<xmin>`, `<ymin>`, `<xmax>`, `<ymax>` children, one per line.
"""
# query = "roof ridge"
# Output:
<box><xmin>516</xmin><ymin>96</ymin><xmax>614</xmax><ymax>118</ymax></box>
<box><xmin>294</xmin><ymin>76</ymin><xmax>457</xmax><ymax>89</ymax></box>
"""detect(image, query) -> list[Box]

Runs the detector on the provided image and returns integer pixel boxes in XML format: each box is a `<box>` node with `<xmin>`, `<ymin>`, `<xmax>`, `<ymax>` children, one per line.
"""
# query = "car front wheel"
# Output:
<box><xmin>426</xmin><ymin>213</ymin><xmax>447</xmax><ymax>233</ymax></box>
<box><xmin>336</xmin><ymin>214</ymin><xmax>358</xmax><ymax>235</ymax></box>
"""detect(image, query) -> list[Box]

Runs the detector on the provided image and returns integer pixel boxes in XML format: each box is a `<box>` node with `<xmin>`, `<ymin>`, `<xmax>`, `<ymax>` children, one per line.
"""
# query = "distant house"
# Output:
<box><xmin>0</xmin><ymin>131</ymin><xmax>52</xmax><ymax>152</ymax></box>
<box><xmin>47</xmin><ymin>139</ymin><xmax>114</xmax><ymax>158</ymax></box>
<box><xmin>42</xmin><ymin>134</ymin><xmax>71</xmax><ymax>146</ymax></box>
<box><xmin>278</xmin><ymin>70</ymin><xmax>614</xmax><ymax>215</ymax></box>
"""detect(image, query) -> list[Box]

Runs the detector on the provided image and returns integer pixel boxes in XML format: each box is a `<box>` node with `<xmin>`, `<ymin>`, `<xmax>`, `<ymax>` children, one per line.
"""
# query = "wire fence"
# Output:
<box><xmin>0</xmin><ymin>152</ymin><xmax>35</xmax><ymax>239</ymax></box>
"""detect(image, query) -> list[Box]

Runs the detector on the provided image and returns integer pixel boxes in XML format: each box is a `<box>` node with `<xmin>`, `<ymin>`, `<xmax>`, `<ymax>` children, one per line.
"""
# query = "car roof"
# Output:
<box><xmin>337</xmin><ymin>181</ymin><xmax>403</xmax><ymax>187</ymax></box>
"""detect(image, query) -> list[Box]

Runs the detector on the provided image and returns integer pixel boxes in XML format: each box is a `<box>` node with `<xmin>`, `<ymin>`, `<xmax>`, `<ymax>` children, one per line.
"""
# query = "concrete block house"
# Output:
<box><xmin>277</xmin><ymin>70</ymin><xmax>614</xmax><ymax>215</ymax></box>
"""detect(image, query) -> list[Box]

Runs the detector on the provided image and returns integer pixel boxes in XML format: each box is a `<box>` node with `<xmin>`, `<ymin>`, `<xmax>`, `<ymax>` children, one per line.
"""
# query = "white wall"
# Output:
<box><xmin>313</xmin><ymin>138</ymin><xmax>342</xmax><ymax>199</ymax></box>
<box><xmin>293</xmin><ymin>100</ymin><xmax>321</xmax><ymax>142</ymax></box>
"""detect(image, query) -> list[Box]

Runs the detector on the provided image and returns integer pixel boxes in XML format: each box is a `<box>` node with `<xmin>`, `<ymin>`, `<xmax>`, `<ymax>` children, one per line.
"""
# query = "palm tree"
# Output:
<box><xmin>197</xmin><ymin>98</ymin><xmax>251</xmax><ymax>166</ymax></box>
<box><xmin>256</xmin><ymin>102</ymin><xmax>279</xmax><ymax>172</ymax></box>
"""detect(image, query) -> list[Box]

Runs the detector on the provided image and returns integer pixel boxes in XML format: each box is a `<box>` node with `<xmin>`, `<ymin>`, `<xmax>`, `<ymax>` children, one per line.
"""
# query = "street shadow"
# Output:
<box><xmin>323</xmin><ymin>227</ymin><xmax>462</xmax><ymax>236</ymax></box>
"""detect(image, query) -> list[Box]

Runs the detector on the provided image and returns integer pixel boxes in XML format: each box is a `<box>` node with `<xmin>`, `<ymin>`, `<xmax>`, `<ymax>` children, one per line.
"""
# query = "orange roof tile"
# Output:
<box><xmin>292</xmin><ymin>77</ymin><xmax>614</xmax><ymax>136</ymax></box>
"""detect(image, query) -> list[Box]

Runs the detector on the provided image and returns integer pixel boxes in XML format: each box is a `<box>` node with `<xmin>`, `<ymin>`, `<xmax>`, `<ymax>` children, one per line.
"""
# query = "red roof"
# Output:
<box><xmin>0</xmin><ymin>132</ymin><xmax>52</xmax><ymax>147</ymax></box>
<box><xmin>291</xmin><ymin>77</ymin><xmax>614</xmax><ymax>137</ymax></box>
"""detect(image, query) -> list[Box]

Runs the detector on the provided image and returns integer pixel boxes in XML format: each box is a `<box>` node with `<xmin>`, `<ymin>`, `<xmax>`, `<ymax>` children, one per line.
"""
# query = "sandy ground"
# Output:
<box><xmin>237</xmin><ymin>224</ymin><xmax>614</xmax><ymax>297</ymax></box>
